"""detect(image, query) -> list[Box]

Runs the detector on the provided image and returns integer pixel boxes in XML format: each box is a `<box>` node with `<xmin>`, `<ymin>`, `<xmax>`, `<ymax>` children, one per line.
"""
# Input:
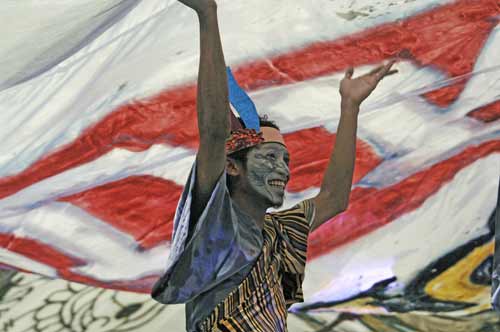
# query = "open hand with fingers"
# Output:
<box><xmin>340</xmin><ymin>61</ymin><xmax>397</xmax><ymax>108</ymax></box>
<box><xmin>177</xmin><ymin>0</ymin><xmax>217</xmax><ymax>13</ymax></box>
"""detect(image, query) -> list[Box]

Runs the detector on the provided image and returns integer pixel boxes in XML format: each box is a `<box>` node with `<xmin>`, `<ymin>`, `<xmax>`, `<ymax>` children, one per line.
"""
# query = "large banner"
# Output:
<box><xmin>0</xmin><ymin>0</ymin><xmax>499</xmax><ymax>317</ymax></box>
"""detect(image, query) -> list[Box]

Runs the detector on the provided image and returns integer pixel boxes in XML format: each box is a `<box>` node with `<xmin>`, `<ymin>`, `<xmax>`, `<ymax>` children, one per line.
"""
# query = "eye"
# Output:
<box><xmin>267</xmin><ymin>153</ymin><xmax>276</xmax><ymax>159</ymax></box>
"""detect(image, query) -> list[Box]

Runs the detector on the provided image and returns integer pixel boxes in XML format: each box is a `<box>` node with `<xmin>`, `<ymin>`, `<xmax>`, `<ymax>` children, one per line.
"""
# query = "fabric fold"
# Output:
<box><xmin>151</xmin><ymin>161</ymin><xmax>263</xmax><ymax>304</ymax></box>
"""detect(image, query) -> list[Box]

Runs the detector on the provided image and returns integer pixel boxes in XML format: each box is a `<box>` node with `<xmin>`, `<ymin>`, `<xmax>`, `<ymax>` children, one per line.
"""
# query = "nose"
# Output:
<box><xmin>276</xmin><ymin>158</ymin><xmax>290</xmax><ymax>179</ymax></box>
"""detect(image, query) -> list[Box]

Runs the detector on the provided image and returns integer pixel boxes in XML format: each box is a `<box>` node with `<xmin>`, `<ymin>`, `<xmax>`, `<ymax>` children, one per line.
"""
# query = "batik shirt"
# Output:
<box><xmin>151</xmin><ymin>162</ymin><xmax>315</xmax><ymax>331</ymax></box>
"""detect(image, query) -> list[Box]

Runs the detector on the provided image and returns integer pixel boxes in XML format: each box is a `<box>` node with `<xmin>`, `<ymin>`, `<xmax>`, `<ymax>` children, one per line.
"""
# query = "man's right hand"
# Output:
<box><xmin>178</xmin><ymin>0</ymin><xmax>217</xmax><ymax>14</ymax></box>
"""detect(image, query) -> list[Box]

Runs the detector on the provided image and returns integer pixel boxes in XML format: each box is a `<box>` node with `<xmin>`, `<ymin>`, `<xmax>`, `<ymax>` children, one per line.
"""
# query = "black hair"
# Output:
<box><xmin>226</xmin><ymin>115</ymin><xmax>280</xmax><ymax>192</ymax></box>
<box><xmin>229</xmin><ymin>115</ymin><xmax>280</xmax><ymax>162</ymax></box>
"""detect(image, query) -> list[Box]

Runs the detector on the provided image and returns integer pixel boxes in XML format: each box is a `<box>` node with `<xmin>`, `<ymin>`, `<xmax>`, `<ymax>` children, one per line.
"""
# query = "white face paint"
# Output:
<box><xmin>245</xmin><ymin>142</ymin><xmax>290</xmax><ymax>208</ymax></box>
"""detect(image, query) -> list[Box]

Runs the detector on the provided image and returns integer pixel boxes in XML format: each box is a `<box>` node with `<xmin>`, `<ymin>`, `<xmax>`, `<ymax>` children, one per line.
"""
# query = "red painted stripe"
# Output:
<box><xmin>59</xmin><ymin>175</ymin><xmax>183</xmax><ymax>249</ymax></box>
<box><xmin>307</xmin><ymin>140</ymin><xmax>500</xmax><ymax>259</ymax></box>
<box><xmin>0</xmin><ymin>86</ymin><xmax>197</xmax><ymax>200</ymax></box>
<box><xmin>0</xmin><ymin>233</ymin><xmax>85</xmax><ymax>270</ymax></box>
<box><xmin>57</xmin><ymin>271</ymin><xmax>159</xmax><ymax>293</ymax></box>
<box><xmin>243</xmin><ymin>0</ymin><xmax>498</xmax><ymax>107</ymax></box>
<box><xmin>467</xmin><ymin>100</ymin><xmax>500</xmax><ymax>123</ymax></box>
<box><xmin>285</xmin><ymin>127</ymin><xmax>382</xmax><ymax>192</ymax></box>
<box><xmin>0</xmin><ymin>231</ymin><xmax>160</xmax><ymax>293</ymax></box>
<box><xmin>0</xmin><ymin>0</ymin><xmax>497</xmax><ymax>199</ymax></box>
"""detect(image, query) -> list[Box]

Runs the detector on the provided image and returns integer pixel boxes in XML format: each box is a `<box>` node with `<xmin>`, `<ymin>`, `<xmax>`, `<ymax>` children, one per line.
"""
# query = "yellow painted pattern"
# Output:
<box><xmin>424</xmin><ymin>240</ymin><xmax>493</xmax><ymax>310</ymax></box>
<box><xmin>361</xmin><ymin>315</ymin><xmax>402</xmax><ymax>332</ymax></box>
<box><xmin>331</xmin><ymin>297</ymin><xmax>388</xmax><ymax>315</ymax></box>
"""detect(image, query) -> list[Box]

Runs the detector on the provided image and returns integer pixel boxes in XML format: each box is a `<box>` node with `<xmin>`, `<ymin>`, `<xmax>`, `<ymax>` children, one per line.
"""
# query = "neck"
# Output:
<box><xmin>231</xmin><ymin>190</ymin><xmax>268</xmax><ymax>229</ymax></box>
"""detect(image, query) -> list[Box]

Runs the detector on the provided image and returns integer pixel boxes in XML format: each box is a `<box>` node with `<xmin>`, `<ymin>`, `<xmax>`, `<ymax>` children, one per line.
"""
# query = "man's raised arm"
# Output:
<box><xmin>179</xmin><ymin>0</ymin><xmax>229</xmax><ymax>223</ymax></box>
<box><xmin>311</xmin><ymin>62</ymin><xmax>397</xmax><ymax>232</ymax></box>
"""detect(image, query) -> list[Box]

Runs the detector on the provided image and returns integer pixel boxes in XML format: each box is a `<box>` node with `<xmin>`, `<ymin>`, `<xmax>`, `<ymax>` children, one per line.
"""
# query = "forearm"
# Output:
<box><xmin>196</xmin><ymin>5</ymin><xmax>230</xmax><ymax>141</ymax></box>
<box><xmin>312</xmin><ymin>62</ymin><xmax>395</xmax><ymax>230</ymax></box>
<box><xmin>320</xmin><ymin>99</ymin><xmax>359</xmax><ymax>210</ymax></box>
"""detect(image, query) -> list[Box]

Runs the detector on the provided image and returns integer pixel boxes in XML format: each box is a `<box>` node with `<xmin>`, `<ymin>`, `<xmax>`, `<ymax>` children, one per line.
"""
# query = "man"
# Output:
<box><xmin>151</xmin><ymin>0</ymin><xmax>396</xmax><ymax>331</ymax></box>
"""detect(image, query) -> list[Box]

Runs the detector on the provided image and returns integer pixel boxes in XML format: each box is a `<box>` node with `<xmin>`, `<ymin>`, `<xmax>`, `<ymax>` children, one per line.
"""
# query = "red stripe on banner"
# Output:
<box><xmin>0</xmin><ymin>232</ymin><xmax>159</xmax><ymax>293</ymax></box>
<box><xmin>0</xmin><ymin>86</ymin><xmax>197</xmax><ymax>200</ymax></box>
<box><xmin>285</xmin><ymin>127</ymin><xmax>382</xmax><ymax>192</ymax></box>
<box><xmin>467</xmin><ymin>100</ymin><xmax>500</xmax><ymax>123</ymax></box>
<box><xmin>57</xmin><ymin>271</ymin><xmax>159</xmax><ymax>293</ymax></box>
<box><xmin>0</xmin><ymin>233</ymin><xmax>85</xmax><ymax>270</ymax></box>
<box><xmin>60</xmin><ymin>175</ymin><xmax>183</xmax><ymax>249</ymax></box>
<box><xmin>240</xmin><ymin>0</ymin><xmax>498</xmax><ymax>107</ymax></box>
<box><xmin>307</xmin><ymin>140</ymin><xmax>500</xmax><ymax>259</ymax></box>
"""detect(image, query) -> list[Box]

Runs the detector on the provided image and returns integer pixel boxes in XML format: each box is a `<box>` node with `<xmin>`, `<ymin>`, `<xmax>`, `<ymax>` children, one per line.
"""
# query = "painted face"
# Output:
<box><xmin>244</xmin><ymin>142</ymin><xmax>290</xmax><ymax>208</ymax></box>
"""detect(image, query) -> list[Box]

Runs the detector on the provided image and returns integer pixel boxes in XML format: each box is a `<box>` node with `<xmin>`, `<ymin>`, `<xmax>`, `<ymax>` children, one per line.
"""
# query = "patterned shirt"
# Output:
<box><xmin>199</xmin><ymin>200</ymin><xmax>315</xmax><ymax>332</ymax></box>
<box><xmin>151</xmin><ymin>162</ymin><xmax>315</xmax><ymax>331</ymax></box>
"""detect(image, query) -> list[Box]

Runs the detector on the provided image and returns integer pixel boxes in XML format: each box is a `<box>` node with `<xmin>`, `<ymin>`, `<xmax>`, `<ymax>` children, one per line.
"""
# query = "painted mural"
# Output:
<box><xmin>0</xmin><ymin>0</ymin><xmax>499</xmax><ymax>330</ymax></box>
<box><xmin>1</xmin><ymin>270</ymin><xmax>499</xmax><ymax>332</ymax></box>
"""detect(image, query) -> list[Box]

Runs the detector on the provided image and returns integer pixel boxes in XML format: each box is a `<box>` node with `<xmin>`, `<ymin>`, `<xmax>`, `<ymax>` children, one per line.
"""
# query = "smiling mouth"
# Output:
<box><xmin>268</xmin><ymin>179</ymin><xmax>286</xmax><ymax>189</ymax></box>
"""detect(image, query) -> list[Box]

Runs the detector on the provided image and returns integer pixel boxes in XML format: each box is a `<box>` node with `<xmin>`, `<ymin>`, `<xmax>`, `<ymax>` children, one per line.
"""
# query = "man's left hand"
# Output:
<box><xmin>339</xmin><ymin>61</ymin><xmax>397</xmax><ymax>108</ymax></box>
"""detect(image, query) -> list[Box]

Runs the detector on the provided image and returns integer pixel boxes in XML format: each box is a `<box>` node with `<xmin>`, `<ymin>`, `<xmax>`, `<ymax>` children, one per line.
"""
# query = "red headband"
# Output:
<box><xmin>225</xmin><ymin>126</ymin><xmax>286</xmax><ymax>155</ymax></box>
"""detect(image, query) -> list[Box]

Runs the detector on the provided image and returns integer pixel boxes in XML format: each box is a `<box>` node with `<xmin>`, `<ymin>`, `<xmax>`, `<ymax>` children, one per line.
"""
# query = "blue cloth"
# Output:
<box><xmin>151</xmin><ymin>162</ymin><xmax>263</xmax><ymax>330</ymax></box>
<box><xmin>226</xmin><ymin>67</ymin><xmax>260</xmax><ymax>131</ymax></box>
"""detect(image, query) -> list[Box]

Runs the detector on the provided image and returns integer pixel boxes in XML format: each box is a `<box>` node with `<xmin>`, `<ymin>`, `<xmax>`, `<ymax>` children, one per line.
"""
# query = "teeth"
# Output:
<box><xmin>268</xmin><ymin>180</ymin><xmax>285</xmax><ymax>187</ymax></box>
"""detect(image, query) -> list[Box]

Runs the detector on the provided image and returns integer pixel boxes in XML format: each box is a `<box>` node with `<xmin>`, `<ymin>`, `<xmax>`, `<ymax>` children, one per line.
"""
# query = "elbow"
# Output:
<box><xmin>321</xmin><ymin>191</ymin><xmax>349</xmax><ymax>214</ymax></box>
<box><xmin>337</xmin><ymin>200</ymin><xmax>347</xmax><ymax>210</ymax></box>
<box><xmin>336</xmin><ymin>197</ymin><xmax>349</xmax><ymax>213</ymax></box>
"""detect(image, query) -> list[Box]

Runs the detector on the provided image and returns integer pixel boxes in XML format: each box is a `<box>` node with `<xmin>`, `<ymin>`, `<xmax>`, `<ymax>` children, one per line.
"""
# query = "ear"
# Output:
<box><xmin>226</xmin><ymin>157</ymin><xmax>241</xmax><ymax>176</ymax></box>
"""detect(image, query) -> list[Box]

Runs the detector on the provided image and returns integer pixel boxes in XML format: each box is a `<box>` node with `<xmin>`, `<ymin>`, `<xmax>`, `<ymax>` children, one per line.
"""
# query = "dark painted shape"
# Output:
<box><xmin>492</xmin><ymin>175</ymin><xmax>500</xmax><ymax>311</ymax></box>
<box><xmin>298</xmin><ymin>207</ymin><xmax>499</xmax><ymax>314</ymax></box>
<box><xmin>471</xmin><ymin>256</ymin><xmax>493</xmax><ymax>286</ymax></box>
<box><xmin>115</xmin><ymin>303</ymin><xmax>143</xmax><ymax>319</ymax></box>
<box><xmin>0</xmin><ymin>270</ymin><xmax>17</xmax><ymax>302</ymax></box>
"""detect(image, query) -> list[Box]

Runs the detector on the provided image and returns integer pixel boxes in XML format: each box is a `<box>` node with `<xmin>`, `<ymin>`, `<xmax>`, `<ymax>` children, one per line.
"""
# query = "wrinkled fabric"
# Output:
<box><xmin>0</xmin><ymin>0</ymin><xmax>139</xmax><ymax>91</ymax></box>
<box><xmin>198</xmin><ymin>199</ymin><xmax>315</xmax><ymax>332</ymax></box>
<box><xmin>151</xmin><ymin>159</ymin><xmax>316</xmax><ymax>331</ymax></box>
<box><xmin>151</xmin><ymin>162</ymin><xmax>263</xmax><ymax>329</ymax></box>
